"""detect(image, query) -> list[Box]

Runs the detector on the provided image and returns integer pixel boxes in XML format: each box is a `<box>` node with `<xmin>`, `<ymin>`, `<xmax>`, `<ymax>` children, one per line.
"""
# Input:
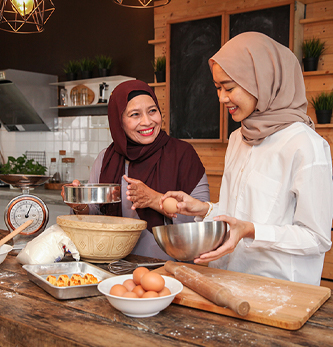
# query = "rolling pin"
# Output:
<box><xmin>164</xmin><ymin>261</ymin><xmax>250</xmax><ymax>316</ymax></box>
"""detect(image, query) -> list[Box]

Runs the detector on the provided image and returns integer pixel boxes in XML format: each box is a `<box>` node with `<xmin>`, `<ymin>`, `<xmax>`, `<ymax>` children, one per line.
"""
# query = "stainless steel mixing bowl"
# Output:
<box><xmin>152</xmin><ymin>221</ymin><xmax>227</xmax><ymax>261</ymax></box>
<box><xmin>63</xmin><ymin>184</ymin><xmax>121</xmax><ymax>204</ymax></box>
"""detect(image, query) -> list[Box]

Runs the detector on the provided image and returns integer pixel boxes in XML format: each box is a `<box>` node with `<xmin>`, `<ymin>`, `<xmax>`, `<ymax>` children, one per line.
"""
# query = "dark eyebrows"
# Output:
<box><xmin>214</xmin><ymin>79</ymin><xmax>234</xmax><ymax>85</ymax></box>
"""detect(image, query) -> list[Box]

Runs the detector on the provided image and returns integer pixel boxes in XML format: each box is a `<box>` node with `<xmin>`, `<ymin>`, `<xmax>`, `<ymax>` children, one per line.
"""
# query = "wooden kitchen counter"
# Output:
<box><xmin>1</xmin><ymin>231</ymin><xmax>333</xmax><ymax>346</ymax></box>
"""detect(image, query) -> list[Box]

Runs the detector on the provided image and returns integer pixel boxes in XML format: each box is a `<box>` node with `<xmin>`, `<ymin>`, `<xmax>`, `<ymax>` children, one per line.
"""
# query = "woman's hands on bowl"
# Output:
<box><xmin>61</xmin><ymin>179</ymin><xmax>86</xmax><ymax>212</ymax></box>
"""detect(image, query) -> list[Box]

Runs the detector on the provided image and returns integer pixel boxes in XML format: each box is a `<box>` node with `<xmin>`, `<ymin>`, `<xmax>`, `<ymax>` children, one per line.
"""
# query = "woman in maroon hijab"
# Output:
<box><xmin>65</xmin><ymin>80</ymin><xmax>209</xmax><ymax>260</ymax></box>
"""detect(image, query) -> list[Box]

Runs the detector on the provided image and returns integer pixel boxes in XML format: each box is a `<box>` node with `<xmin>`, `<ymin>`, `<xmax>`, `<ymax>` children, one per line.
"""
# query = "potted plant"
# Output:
<box><xmin>79</xmin><ymin>57</ymin><xmax>96</xmax><ymax>79</ymax></box>
<box><xmin>302</xmin><ymin>38</ymin><xmax>326</xmax><ymax>72</ymax></box>
<box><xmin>63</xmin><ymin>60</ymin><xmax>80</xmax><ymax>81</ymax></box>
<box><xmin>95</xmin><ymin>54</ymin><xmax>113</xmax><ymax>77</ymax></box>
<box><xmin>152</xmin><ymin>55</ymin><xmax>166</xmax><ymax>83</ymax></box>
<box><xmin>310</xmin><ymin>91</ymin><xmax>333</xmax><ymax>124</ymax></box>
<box><xmin>0</xmin><ymin>154</ymin><xmax>47</xmax><ymax>175</ymax></box>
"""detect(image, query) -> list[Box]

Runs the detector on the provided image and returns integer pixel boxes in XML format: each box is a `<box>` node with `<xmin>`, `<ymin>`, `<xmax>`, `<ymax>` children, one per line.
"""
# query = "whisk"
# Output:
<box><xmin>108</xmin><ymin>259</ymin><xmax>166</xmax><ymax>275</ymax></box>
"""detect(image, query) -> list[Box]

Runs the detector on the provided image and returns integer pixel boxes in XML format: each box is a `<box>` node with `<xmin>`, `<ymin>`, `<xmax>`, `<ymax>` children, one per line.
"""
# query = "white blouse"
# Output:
<box><xmin>206</xmin><ymin>122</ymin><xmax>333</xmax><ymax>285</ymax></box>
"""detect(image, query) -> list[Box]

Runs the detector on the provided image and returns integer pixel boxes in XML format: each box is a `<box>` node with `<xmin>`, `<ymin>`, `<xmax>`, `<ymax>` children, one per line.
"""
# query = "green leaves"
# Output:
<box><xmin>63</xmin><ymin>60</ymin><xmax>80</xmax><ymax>74</ymax></box>
<box><xmin>0</xmin><ymin>154</ymin><xmax>47</xmax><ymax>175</ymax></box>
<box><xmin>302</xmin><ymin>38</ymin><xmax>326</xmax><ymax>59</ymax></box>
<box><xmin>79</xmin><ymin>57</ymin><xmax>96</xmax><ymax>72</ymax></box>
<box><xmin>152</xmin><ymin>56</ymin><xmax>166</xmax><ymax>72</ymax></box>
<box><xmin>310</xmin><ymin>92</ymin><xmax>333</xmax><ymax>111</ymax></box>
<box><xmin>95</xmin><ymin>55</ymin><xmax>113</xmax><ymax>69</ymax></box>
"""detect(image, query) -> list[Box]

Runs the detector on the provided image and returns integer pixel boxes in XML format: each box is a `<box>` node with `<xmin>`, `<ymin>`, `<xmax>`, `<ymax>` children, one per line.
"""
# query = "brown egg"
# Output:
<box><xmin>140</xmin><ymin>272</ymin><xmax>165</xmax><ymax>292</ymax></box>
<box><xmin>133</xmin><ymin>267</ymin><xmax>150</xmax><ymax>285</ymax></box>
<box><xmin>110</xmin><ymin>284</ymin><xmax>128</xmax><ymax>297</ymax></box>
<box><xmin>162</xmin><ymin>197</ymin><xmax>178</xmax><ymax>214</ymax></box>
<box><xmin>158</xmin><ymin>286</ymin><xmax>171</xmax><ymax>297</ymax></box>
<box><xmin>122</xmin><ymin>291</ymin><xmax>139</xmax><ymax>298</ymax></box>
<box><xmin>132</xmin><ymin>285</ymin><xmax>146</xmax><ymax>298</ymax></box>
<box><xmin>123</xmin><ymin>279</ymin><xmax>136</xmax><ymax>292</ymax></box>
<box><xmin>142</xmin><ymin>290</ymin><xmax>159</xmax><ymax>298</ymax></box>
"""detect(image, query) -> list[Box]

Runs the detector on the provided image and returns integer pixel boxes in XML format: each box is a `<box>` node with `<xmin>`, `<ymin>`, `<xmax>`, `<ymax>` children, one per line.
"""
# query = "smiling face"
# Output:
<box><xmin>121</xmin><ymin>94</ymin><xmax>162</xmax><ymax>145</ymax></box>
<box><xmin>212</xmin><ymin>63</ymin><xmax>258</xmax><ymax>123</ymax></box>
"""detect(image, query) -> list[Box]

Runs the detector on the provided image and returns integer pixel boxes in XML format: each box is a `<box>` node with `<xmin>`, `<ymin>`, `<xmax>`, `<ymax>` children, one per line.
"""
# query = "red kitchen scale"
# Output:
<box><xmin>0</xmin><ymin>174</ymin><xmax>51</xmax><ymax>250</ymax></box>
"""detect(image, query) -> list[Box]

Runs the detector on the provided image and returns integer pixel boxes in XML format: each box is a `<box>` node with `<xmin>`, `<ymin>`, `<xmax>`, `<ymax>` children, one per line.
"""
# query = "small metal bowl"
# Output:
<box><xmin>152</xmin><ymin>221</ymin><xmax>227</xmax><ymax>261</ymax></box>
<box><xmin>63</xmin><ymin>184</ymin><xmax>121</xmax><ymax>204</ymax></box>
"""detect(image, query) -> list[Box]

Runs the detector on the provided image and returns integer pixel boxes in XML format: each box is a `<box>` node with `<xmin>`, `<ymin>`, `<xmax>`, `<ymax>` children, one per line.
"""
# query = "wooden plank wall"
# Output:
<box><xmin>153</xmin><ymin>0</ymin><xmax>333</xmax><ymax>203</ymax></box>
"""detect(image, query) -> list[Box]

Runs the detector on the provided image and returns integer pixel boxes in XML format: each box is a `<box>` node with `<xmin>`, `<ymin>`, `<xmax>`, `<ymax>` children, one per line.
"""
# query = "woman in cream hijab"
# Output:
<box><xmin>161</xmin><ymin>32</ymin><xmax>333</xmax><ymax>286</ymax></box>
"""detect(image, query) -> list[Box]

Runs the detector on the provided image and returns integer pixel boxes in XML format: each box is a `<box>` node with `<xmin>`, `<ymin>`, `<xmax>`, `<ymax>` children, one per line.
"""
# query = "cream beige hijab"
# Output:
<box><xmin>209</xmin><ymin>32</ymin><xmax>314</xmax><ymax>145</ymax></box>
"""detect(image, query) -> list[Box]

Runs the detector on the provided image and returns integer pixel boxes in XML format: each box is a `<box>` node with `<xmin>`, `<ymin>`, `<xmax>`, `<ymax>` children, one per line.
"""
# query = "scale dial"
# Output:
<box><xmin>5</xmin><ymin>194</ymin><xmax>49</xmax><ymax>235</ymax></box>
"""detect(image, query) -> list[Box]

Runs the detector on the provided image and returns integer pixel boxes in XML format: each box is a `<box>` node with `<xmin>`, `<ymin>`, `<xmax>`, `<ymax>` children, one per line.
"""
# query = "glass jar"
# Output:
<box><xmin>49</xmin><ymin>158</ymin><xmax>58</xmax><ymax>183</ymax></box>
<box><xmin>62</xmin><ymin>157</ymin><xmax>75</xmax><ymax>183</ymax></box>
<box><xmin>59</xmin><ymin>150</ymin><xmax>66</xmax><ymax>182</ymax></box>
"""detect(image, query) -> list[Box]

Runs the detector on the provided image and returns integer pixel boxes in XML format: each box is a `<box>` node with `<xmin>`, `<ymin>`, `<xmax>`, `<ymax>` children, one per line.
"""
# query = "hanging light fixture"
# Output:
<box><xmin>112</xmin><ymin>0</ymin><xmax>171</xmax><ymax>9</ymax></box>
<box><xmin>0</xmin><ymin>0</ymin><xmax>55</xmax><ymax>33</ymax></box>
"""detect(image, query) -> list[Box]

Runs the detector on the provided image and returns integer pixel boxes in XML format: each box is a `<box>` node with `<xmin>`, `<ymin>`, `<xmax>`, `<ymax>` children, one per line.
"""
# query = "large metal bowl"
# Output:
<box><xmin>152</xmin><ymin>221</ymin><xmax>227</xmax><ymax>261</ymax></box>
<box><xmin>0</xmin><ymin>174</ymin><xmax>51</xmax><ymax>188</ymax></box>
<box><xmin>63</xmin><ymin>184</ymin><xmax>121</xmax><ymax>204</ymax></box>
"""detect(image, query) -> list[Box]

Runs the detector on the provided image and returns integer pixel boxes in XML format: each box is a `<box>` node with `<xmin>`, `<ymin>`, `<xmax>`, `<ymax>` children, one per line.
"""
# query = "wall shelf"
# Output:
<box><xmin>300</xmin><ymin>16</ymin><xmax>333</xmax><ymax>25</ymax></box>
<box><xmin>148</xmin><ymin>82</ymin><xmax>166</xmax><ymax>87</ymax></box>
<box><xmin>315</xmin><ymin>124</ymin><xmax>333</xmax><ymax>129</ymax></box>
<box><xmin>53</xmin><ymin>104</ymin><xmax>108</xmax><ymax>116</ymax></box>
<box><xmin>50</xmin><ymin>75</ymin><xmax>135</xmax><ymax>115</ymax></box>
<box><xmin>50</xmin><ymin>75</ymin><xmax>134</xmax><ymax>87</ymax></box>
<box><xmin>303</xmin><ymin>70</ymin><xmax>333</xmax><ymax>77</ymax></box>
<box><xmin>148</xmin><ymin>39</ymin><xmax>166</xmax><ymax>45</ymax></box>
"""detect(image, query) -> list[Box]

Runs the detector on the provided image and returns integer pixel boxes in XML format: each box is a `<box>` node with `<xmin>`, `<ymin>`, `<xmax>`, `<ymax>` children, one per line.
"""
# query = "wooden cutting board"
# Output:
<box><xmin>155</xmin><ymin>264</ymin><xmax>331</xmax><ymax>330</ymax></box>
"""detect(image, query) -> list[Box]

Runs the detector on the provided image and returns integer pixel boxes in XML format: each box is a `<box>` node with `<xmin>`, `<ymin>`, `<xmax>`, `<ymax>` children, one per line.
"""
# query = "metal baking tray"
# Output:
<box><xmin>23</xmin><ymin>261</ymin><xmax>114</xmax><ymax>300</ymax></box>
<box><xmin>63</xmin><ymin>183</ymin><xmax>121</xmax><ymax>204</ymax></box>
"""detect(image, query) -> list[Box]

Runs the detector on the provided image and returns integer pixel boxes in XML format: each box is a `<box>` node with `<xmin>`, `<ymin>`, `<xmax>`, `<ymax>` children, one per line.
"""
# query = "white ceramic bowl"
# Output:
<box><xmin>0</xmin><ymin>244</ymin><xmax>13</xmax><ymax>264</ymax></box>
<box><xmin>98</xmin><ymin>274</ymin><xmax>183</xmax><ymax>317</ymax></box>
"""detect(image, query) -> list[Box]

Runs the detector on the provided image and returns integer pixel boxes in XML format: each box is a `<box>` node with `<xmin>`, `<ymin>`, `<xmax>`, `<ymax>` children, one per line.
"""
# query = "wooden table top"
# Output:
<box><xmin>0</xmin><ymin>230</ymin><xmax>333</xmax><ymax>346</ymax></box>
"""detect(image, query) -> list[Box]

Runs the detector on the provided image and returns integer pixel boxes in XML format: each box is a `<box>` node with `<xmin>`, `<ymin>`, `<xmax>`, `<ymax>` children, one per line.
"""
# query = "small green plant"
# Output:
<box><xmin>302</xmin><ymin>38</ymin><xmax>326</xmax><ymax>59</ymax></box>
<box><xmin>95</xmin><ymin>54</ymin><xmax>113</xmax><ymax>69</ymax></box>
<box><xmin>152</xmin><ymin>55</ymin><xmax>166</xmax><ymax>72</ymax></box>
<box><xmin>310</xmin><ymin>91</ymin><xmax>333</xmax><ymax>111</ymax></box>
<box><xmin>0</xmin><ymin>154</ymin><xmax>47</xmax><ymax>175</ymax></box>
<box><xmin>63</xmin><ymin>60</ymin><xmax>80</xmax><ymax>74</ymax></box>
<box><xmin>79</xmin><ymin>57</ymin><xmax>96</xmax><ymax>71</ymax></box>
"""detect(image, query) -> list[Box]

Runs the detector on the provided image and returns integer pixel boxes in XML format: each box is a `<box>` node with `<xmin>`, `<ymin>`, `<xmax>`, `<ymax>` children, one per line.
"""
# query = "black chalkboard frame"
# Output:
<box><xmin>167</xmin><ymin>1</ymin><xmax>296</xmax><ymax>143</ymax></box>
<box><xmin>167</xmin><ymin>12</ymin><xmax>226</xmax><ymax>143</ymax></box>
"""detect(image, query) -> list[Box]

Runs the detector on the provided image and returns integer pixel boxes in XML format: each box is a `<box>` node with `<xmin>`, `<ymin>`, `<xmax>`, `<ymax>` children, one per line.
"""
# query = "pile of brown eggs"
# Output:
<box><xmin>109</xmin><ymin>267</ymin><xmax>171</xmax><ymax>298</ymax></box>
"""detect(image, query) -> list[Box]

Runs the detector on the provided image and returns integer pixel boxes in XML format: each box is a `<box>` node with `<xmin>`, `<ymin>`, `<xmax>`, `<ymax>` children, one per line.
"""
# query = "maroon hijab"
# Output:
<box><xmin>100</xmin><ymin>80</ymin><xmax>205</xmax><ymax>231</ymax></box>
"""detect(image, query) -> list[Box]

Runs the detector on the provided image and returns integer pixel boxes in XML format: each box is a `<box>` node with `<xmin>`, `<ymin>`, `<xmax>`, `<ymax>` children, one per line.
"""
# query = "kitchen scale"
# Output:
<box><xmin>0</xmin><ymin>174</ymin><xmax>51</xmax><ymax>250</ymax></box>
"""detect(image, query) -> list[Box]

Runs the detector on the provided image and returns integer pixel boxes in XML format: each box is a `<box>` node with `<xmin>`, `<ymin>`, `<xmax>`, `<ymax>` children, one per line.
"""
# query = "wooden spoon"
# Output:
<box><xmin>0</xmin><ymin>220</ymin><xmax>33</xmax><ymax>248</ymax></box>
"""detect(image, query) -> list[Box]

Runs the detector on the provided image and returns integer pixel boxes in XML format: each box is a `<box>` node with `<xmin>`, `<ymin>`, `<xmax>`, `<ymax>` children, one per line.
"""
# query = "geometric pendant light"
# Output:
<box><xmin>112</xmin><ymin>0</ymin><xmax>171</xmax><ymax>9</ymax></box>
<box><xmin>0</xmin><ymin>0</ymin><xmax>55</xmax><ymax>33</ymax></box>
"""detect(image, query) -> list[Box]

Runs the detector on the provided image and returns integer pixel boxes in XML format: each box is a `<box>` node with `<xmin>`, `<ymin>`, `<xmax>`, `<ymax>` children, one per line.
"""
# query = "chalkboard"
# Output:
<box><xmin>169</xmin><ymin>16</ymin><xmax>222</xmax><ymax>140</ymax></box>
<box><xmin>229</xmin><ymin>5</ymin><xmax>290</xmax><ymax>46</ymax></box>
<box><xmin>169</xmin><ymin>5</ymin><xmax>292</xmax><ymax>140</ymax></box>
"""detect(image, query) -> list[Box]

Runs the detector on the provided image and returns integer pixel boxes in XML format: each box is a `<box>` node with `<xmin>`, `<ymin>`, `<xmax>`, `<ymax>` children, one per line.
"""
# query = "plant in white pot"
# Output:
<box><xmin>302</xmin><ymin>38</ymin><xmax>326</xmax><ymax>72</ymax></box>
<box><xmin>152</xmin><ymin>55</ymin><xmax>166</xmax><ymax>83</ymax></box>
<box><xmin>310</xmin><ymin>91</ymin><xmax>333</xmax><ymax>124</ymax></box>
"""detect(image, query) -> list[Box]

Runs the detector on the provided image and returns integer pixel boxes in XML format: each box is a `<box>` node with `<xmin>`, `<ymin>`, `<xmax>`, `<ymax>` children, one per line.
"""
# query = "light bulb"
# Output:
<box><xmin>11</xmin><ymin>0</ymin><xmax>34</xmax><ymax>17</ymax></box>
